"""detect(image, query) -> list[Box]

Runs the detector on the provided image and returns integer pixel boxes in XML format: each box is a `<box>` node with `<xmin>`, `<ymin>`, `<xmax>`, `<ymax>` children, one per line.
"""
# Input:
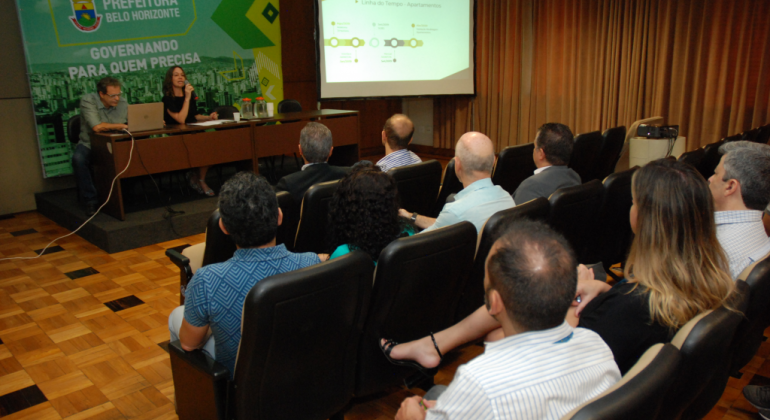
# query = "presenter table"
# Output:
<box><xmin>91</xmin><ymin>109</ymin><xmax>360</xmax><ymax>220</ymax></box>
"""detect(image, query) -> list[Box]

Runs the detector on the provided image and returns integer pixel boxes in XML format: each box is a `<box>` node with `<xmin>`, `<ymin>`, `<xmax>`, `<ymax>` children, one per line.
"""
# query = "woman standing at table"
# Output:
<box><xmin>162</xmin><ymin>65</ymin><xmax>218</xmax><ymax>196</ymax></box>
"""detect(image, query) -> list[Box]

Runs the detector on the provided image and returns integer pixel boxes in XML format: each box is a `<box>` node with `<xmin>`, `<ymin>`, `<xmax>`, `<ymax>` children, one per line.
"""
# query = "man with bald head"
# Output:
<box><xmin>400</xmin><ymin>132</ymin><xmax>514</xmax><ymax>233</ymax></box>
<box><xmin>376</xmin><ymin>114</ymin><xmax>422</xmax><ymax>172</ymax></box>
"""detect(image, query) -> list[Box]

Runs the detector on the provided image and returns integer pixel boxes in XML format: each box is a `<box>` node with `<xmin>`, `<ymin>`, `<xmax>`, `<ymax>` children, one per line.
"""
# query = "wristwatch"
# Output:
<box><xmin>411</xmin><ymin>212</ymin><xmax>418</xmax><ymax>223</ymax></box>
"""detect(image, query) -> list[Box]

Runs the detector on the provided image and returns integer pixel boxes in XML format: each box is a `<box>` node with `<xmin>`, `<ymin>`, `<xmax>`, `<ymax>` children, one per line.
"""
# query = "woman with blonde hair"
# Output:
<box><xmin>381</xmin><ymin>158</ymin><xmax>735</xmax><ymax>375</ymax></box>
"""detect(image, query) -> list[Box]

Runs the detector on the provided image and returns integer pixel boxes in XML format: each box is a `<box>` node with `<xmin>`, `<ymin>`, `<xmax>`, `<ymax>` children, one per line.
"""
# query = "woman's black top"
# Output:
<box><xmin>162</xmin><ymin>94</ymin><xmax>199</xmax><ymax>125</ymax></box>
<box><xmin>578</xmin><ymin>281</ymin><xmax>673</xmax><ymax>375</ymax></box>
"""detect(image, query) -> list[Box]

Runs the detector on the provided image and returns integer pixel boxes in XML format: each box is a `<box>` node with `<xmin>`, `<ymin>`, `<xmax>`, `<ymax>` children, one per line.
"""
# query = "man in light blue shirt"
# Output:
<box><xmin>708</xmin><ymin>141</ymin><xmax>770</xmax><ymax>279</ymax></box>
<box><xmin>400</xmin><ymin>132</ymin><xmax>513</xmax><ymax>233</ymax></box>
<box><xmin>377</xmin><ymin>114</ymin><xmax>422</xmax><ymax>172</ymax></box>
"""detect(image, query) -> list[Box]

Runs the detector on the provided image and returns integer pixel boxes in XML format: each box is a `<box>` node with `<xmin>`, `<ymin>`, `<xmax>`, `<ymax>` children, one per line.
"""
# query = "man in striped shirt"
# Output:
<box><xmin>708</xmin><ymin>141</ymin><xmax>770</xmax><ymax>280</ymax></box>
<box><xmin>395</xmin><ymin>220</ymin><xmax>620</xmax><ymax>420</ymax></box>
<box><xmin>376</xmin><ymin>114</ymin><xmax>422</xmax><ymax>172</ymax></box>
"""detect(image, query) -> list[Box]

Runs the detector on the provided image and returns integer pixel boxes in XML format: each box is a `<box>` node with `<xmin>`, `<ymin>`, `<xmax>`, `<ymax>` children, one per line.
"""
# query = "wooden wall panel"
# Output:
<box><xmin>280</xmin><ymin>0</ymin><xmax>400</xmax><ymax>157</ymax></box>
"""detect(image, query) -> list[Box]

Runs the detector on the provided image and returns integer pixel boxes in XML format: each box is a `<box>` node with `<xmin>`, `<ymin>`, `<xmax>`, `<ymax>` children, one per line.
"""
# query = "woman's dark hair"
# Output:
<box><xmin>162</xmin><ymin>66</ymin><xmax>184</xmax><ymax>98</ymax></box>
<box><xmin>327</xmin><ymin>163</ymin><xmax>404</xmax><ymax>260</ymax></box>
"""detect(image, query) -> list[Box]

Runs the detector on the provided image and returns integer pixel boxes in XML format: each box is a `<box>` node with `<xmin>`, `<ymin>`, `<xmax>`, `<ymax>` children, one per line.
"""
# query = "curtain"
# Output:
<box><xmin>435</xmin><ymin>0</ymin><xmax>770</xmax><ymax>151</ymax></box>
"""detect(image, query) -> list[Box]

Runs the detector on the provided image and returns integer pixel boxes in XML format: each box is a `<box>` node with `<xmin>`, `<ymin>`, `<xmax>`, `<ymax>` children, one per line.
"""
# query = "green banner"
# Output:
<box><xmin>15</xmin><ymin>0</ymin><xmax>284</xmax><ymax>178</ymax></box>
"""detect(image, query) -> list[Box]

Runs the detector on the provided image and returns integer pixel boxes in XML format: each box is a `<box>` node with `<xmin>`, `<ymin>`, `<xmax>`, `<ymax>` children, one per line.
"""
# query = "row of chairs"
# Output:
<box><xmin>166</xmin><ymin>182</ymin><xmax>770</xmax><ymax>420</ymax></box>
<box><xmin>679</xmin><ymin>123</ymin><xmax>770</xmax><ymax>180</ymax></box>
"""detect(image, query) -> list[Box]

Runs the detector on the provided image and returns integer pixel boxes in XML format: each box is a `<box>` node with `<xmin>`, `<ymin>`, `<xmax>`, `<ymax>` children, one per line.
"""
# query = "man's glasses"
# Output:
<box><xmin>105</xmin><ymin>92</ymin><xmax>122</xmax><ymax>98</ymax></box>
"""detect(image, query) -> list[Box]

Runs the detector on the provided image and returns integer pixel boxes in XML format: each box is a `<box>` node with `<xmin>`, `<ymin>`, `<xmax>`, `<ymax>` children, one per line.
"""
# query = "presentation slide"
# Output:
<box><xmin>317</xmin><ymin>0</ymin><xmax>475</xmax><ymax>99</ymax></box>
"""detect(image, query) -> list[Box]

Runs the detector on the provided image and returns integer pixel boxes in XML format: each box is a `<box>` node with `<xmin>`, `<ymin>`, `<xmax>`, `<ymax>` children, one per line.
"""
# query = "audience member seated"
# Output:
<box><xmin>376</xmin><ymin>114</ymin><xmax>421</xmax><ymax>172</ymax></box>
<box><xmin>275</xmin><ymin>122</ymin><xmax>349</xmax><ymax>202</ymax></box>
<box><xmin>326</xmin><ymin>163</ymin><xmax>414</xmax><ymax>262</ymax></box>
<box><xmin>384</xmin><ymin>159</ymin><xmax>735</xmax><ymax>376</ymax></box>
<box><xmin>392</xmin><ymin>220</ymin><xmax>621</xmax><ymax>420</ymax></box>
<box><xmin>512</xmin><ymin>123</ymin><xmax>581</xmax><ymax>205</ymax></box>
<box><xmin>400</xmin><ymin>132</ymin><xmax>514</xmax><ymax>233</ymax></box>
<box><xmin>168</xmin><ymin>172</ymin><xmax>322</xmax><ymax>378</ymax></box>
<box><xmin>709</xmin><ymin>141</ymin><xmax>770</xmax><ymax>279</ymax></box>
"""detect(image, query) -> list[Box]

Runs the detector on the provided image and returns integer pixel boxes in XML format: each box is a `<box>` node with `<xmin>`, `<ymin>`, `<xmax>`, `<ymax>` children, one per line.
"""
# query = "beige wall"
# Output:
<box><xmin>0</xmin><ymin>1</ymin><xmax>75</xmax><ymax>216</ymax></box>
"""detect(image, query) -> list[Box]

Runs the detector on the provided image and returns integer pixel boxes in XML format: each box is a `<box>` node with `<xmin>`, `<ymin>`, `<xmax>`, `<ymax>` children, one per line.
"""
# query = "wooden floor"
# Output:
<box><xmin>0</xmin><ymin>210</ymin><xmax>767</xmax><ymax>419</ymax></box>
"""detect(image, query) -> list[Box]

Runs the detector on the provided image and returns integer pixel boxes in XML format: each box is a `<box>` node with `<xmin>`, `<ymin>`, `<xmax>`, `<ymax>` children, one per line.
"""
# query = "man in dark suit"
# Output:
<box><xmin>275</xmin><ymin>122</ymin><xmax>349</xmax><ymax>202</ymax></box>
<box><xmin>512</xmin><ymin>123</ymin><xmax>581</xmax><ymax>205</ymax></box>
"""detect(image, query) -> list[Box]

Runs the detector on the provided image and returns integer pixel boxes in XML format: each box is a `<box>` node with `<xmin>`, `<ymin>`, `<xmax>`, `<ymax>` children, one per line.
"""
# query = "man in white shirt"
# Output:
<box><xmin>708</xmin><ymin>141</ymin><xmax>770</xmax><ymax>279</ymax></box>
<box><xmin>395</xmin><ymin>220</ymin><xmax>620</xmax><ymax>420</ymax></box>
<box><xmin>376</xmin><ymin>114</ymin><xmax>422</xmax><ymax>172</ymax></box>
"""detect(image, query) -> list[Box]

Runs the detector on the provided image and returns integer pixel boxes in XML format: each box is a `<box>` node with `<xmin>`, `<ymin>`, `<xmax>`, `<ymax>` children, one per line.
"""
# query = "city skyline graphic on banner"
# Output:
<box><xmin>16</xmin><ymin>0</ymin><xmax>284</xmax><ymax>178</ymax></box>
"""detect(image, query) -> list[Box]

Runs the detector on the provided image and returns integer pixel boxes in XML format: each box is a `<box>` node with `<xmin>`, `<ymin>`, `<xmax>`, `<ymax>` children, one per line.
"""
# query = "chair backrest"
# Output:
<box><xmin>584</xmin><ymin>167</ymin><xmax>637</xmax><ymax>269</ymax></box>
<box><xmin>492</xmin><ymin>143</ymin><xmax>537</xmax><ymax>195</ymax></box>
<box><xmin>233</xmin><ymin>251</ymin><xmax>374</xmax><ymax>420</ymax></box>
<box><xmin>389</xmin><ymin>160</ymin><xmax>443</xmax><ymax>217</ymax></box>
<box><xmin>564</xmin><ymin>343</ymin><xmax>681</xmax><ymax>420</ymax></box>
<box><xmin>756</xmin><ymin>124</ymin><xmax>770</xmax><ymax>145</ymax></box>
<box><xmin>275</xmin><ymin>191</ymin><xmax>299</xmax><ymax>251</ymax></box>
<box><xmin>742</xmin><ymin>127</ymin><xmax>761</xmax><ymax>142</ymax></box>
<box><xmin>547</xmin><ymin>180</ymin><xmax>603</xmax><ymax>262</ymax></box>
<box><xmin>294</xmin><ymin>179</ymin><xmax>340</xmax><ymax>253</ymax></box>
<box><xmin>277</xmin><ymin>99</ymin><xmax>302</xmax><ymax>113</ymax></box>
<box><xmin>698</xmin><ymin>139</ymin><xmax>725</xmax><ymax>180</ymax></box>
<box><xmin>455</xmin><ymin>198</ymin><xmax>550</xmax><ymax>321</ymax></box>
<box><xmin>730</xmin><ymin>252</ymin><xmax>770</xmax><ymax>373</ymax></box>
<box><xmin>213</xmin><ymin>105</ymin><xmax>238</xmax><ymax>120</ymax></box>
<box><xmin>431</xmin><ymin>158</ymin><xmax>463</xmax><ymax>217</ymax></box>
<box><xmin>658</xmin><ymin>285</ymin><xmax>749</xmax><ymax>420</ymax></box>
<box><xmin>678</xmin><ymin>148</ymin><xmax>706</xmax><ymax>172</ymax></box>
<box><xmin>201</xmin><ymin>209</ymin><xmax>237</xmax><ymax>268</ymax></box>
<box><xmin>595</xmin><ymin>126</ymin><xmax>626</xmax><ymax>179</ymax></box>
<box><xmin>355</xmin><ymin>222</ymin><xmax>477</xmax><ymax>397</ymax></box>
<box><xmin>68</xmin><ymin>114</ymin><xmax>81</xmax><ymax>144</ymax></box>
<box><xmin>569</xmin><ymin>131</ymin><xmax>604</xmax><ymax>183</ymax></box>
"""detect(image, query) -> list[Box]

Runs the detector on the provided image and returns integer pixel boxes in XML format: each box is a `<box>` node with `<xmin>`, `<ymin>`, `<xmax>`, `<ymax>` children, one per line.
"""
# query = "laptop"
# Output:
<box><xmin>127</xmin><ymin>103</ymin><xmax>164</xmax><ymax>132</ymax></box>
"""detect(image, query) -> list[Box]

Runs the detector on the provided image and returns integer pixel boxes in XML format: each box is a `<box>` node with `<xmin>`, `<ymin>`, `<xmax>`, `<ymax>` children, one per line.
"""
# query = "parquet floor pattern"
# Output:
<box><xmin>0</xmin><ymin>210</ymin><xmax>766</xmax><ymax>419</ymax></box>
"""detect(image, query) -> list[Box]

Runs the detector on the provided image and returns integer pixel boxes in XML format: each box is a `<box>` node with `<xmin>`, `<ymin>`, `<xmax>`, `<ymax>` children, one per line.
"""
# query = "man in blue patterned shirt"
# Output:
<box><xmin>168</xmin><ymin>172</ymin><xmax>321</xmax><ymax>377</ymax></box>
<box><xmin>708</xmin><ymin>141</ymin><xmax>770</xmax><ymax>280</ymax></box>
<box><xmin>376</xmin><ymin>114</ymin><xmax>422</xmax><ymax>172</ymax></box>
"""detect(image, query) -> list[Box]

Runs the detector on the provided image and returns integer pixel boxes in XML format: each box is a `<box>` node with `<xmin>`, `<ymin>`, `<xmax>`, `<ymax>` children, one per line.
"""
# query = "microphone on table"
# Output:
<box><xmin>184</xmin><ymin>80</ymin><xmax>198</xmax><ymax>100</ymax></box>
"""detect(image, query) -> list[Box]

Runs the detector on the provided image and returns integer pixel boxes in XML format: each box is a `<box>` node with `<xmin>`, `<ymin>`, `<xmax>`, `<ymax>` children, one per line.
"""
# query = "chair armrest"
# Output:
<box><xmin>166</xmin><ymin>249</ymin><xmax>193</xmax><ymax>305</ymax></box>
<box><xmin>169</xmin><ymin>340</ymin><xmax>230</xmax><ymax>420</ymax></box>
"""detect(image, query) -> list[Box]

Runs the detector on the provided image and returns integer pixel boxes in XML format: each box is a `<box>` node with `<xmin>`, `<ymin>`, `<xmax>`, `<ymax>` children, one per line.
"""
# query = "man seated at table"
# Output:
<box><xmin>169</xmin><ymin>172</ymin><xmax>321</xmax><ymax>378</ymax></box>
<box><xmin>394</xmin><ymin>220</ymin><xmax>620</xmax><ymax>420</ymax></box>
<box><xmin>376</xmin><ymin>114</ymin><xmax>421</xmax><ymax>172</ymax></box>
<box><xmin>275</xmin><ymin>122</ymin><xmax>349</xmax><ymax>203</ymax></box>
<box><xmin>400</xmin><ymin>132</ymin><xmax>513</xmax><ymax>233</ymax></box>
<box><xmin>512</xmin><ymin>123</ymin><xmax>581</xmax><ymax>205</ymax></box>
<box><xmin>73</xmin><ymin>76</ymin><xmax>128</xmax><ymax>216</ymax></box>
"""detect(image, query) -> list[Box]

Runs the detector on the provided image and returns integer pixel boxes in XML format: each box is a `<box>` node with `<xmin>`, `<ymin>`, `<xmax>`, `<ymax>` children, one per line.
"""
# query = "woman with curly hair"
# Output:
<box><xmin>327</xmin><ymin>163</ymin><xmax>414</xmax><ymax>261</ymax></box>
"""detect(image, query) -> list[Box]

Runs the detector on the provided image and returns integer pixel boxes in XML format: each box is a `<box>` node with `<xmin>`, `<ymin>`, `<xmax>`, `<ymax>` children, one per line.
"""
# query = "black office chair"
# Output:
<box><xmin>169</xmin><ymin>251</ymin><xmax>375</xmax><ymax>420</ymax></box>
<box><xmin>678</xmin><ymin>148</ymin><xmax>706</xmax><ymax>171</ymax></box>
<box><xmin>455</xmin><ymin>198</ymin><xmax>550</xmax><ymax>321</ymax></box>
<box><xmin>275</xmin><ymin>191</ymin><xmax>300</xmax><ymax>251</ymax></box>
<box><xmin>564</xmin><ymin>343</ymin><xmax>681</xmax><ymax>420</ymax></box>
<box><xmin>213</xmin><ymin>105</ymin><xmax>238</xmax><ymax>120</ymax></box>
<box><xmin>742</xmin><ymin>127</ymin><xmax>761</xmax><ymax>142</ymax></box>
<box><xmin>67</xmin><ymin>114</ymin><xmax>81</xmax><ymax>144</ymax></box>
<box><xmin>697</xmin><ymin>140</ymin><xmax>725</xmax><ymax>180</ymax></box>
<box><xmin>569</xmin><ymin>131</ymin><xmax>603</xmax><ymax>183</ymax></box>
<box><xmin>756</xmin><ymin>124</ymin><xmax>770</xmax><ymax>145</ymax></box>
<box><xmin>277</xmin><ymin>99</ymin><xmax>302</xmax><ymax>114</ymax></box>
<box><xmin>547</xmin><ymin>180</ymin><xmax>603</xmax><ymax>263</ymax></box>
<box><xmin>354</xmin><ymin>222</ymin><xmax>477</xmax><ymax>397</ymax></box>
<box><xmin>431</xmin><ymin>158</ymin><xmax>463</xmax><ymax>217</ymax></box>
<box><xmin>492</xmin><ymin>143</ymin><xmax>537</xmax><ymax>195</ymax></box>
<box><xmin>584</xmin><ymin>167</ymin><xmax>637</xmax><ymax>278</ymax></box>
<box><xmin>657</xmin><ymin>283</ymin><xmax>749</xmax><ymax>420</ymax></box>
<box><xmin>389</xmin><ymin>160</ymin><xmax>443</xmax><ymax>217</ymax></box>
<box><xmin>730</xmin><ymin>252</ymin><xmax>770</xmax><ymax>375</ymax></box>
<box><xmin>594</xmin><ymin>126</ymin><xmax>626</xmax><ymax>181</ymax></box>
<box><xmin>294</xmin><ymin>179</ymin><xmax>340</xmax><ymax>253</ymax></box>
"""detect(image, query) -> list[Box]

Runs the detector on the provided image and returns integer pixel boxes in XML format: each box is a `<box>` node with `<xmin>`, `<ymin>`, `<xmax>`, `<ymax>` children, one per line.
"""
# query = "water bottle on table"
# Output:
<box><xmin>240</xmin><ymin>98</ymin><xmax>253</xmax><ymax>119</ymax></box>
<box><xmin>255</xmin><ymin>97</ymin><xmax>268</xmax><ymax>118</ymax></box>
